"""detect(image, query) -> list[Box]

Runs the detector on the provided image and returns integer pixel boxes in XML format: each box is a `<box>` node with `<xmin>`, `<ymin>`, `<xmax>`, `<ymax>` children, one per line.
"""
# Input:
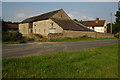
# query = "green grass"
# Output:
<box><xmin>2</xmin><ymin>41</ymin><xmax>21</xmax><ymax>44</ymax></box>
<box><xmin>49</xmin><ymin>37</ymin><xmax>117</xmax><ymax>42</ymax></box>
<box><xmin>2</xmin><ymin>44</ymin><xmax>118</xmax><ymax>78</ymax></box>
<box><xmin>2</xmin><ymin>37</ymin><xmax>117</xmax><ymax>44</ymax></box>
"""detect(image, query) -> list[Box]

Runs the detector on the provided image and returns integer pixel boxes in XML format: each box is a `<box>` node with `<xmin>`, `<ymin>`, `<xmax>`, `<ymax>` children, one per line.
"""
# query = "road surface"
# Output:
<box><xmin>2</xmin><ymin>40</ymin><xmax>119</xmax><ymax>58</ymax></box>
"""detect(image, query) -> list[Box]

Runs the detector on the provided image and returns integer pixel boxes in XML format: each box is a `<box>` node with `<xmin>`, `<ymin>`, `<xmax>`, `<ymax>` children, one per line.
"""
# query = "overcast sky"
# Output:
<box><xmin>2</xmin><ymin>0</ymin><xmax>120</xmax><ymax>2</ymax></box>
<box><xmin>2</xmin><ymin>2</ymin><xmax>119</xmax><ymax>23</ymax></box>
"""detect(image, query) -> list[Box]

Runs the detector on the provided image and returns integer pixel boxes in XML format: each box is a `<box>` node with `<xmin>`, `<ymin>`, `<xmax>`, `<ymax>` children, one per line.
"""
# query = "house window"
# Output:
<box><xmin>49</xmin><ymin>28</ymin><xmax>56</xmax><ymax>33</ymax></box>
<box><xmin>92</xmin><ymin>27</ymin><xmax>94</xmax><ymax>30</ymax></box>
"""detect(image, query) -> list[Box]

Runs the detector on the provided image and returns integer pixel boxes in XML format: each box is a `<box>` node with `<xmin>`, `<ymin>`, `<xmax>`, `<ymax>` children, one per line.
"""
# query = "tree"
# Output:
<box><xmin>107</xmin><ymin>23</ymin><xmax>114</xmax><ymax>33</ymax></box>
<box><xmin>2</xmin><ymin>19</ymin><xmax>9</xmax><ymax>32</ymax></box>
<box><xmin>73</xmin><ymin>19</ymin><xmax>78</xmax><ymax>21</ymax></box>
<box><xmin>113</xmin><ymin>8</ymin><xmax>120</xmax><ymax>34</ymax></box>
<box><xmin>107</xmin><ymin>8</ymin><xmax>120</xmax><ymax>34</ymax></box>
<box><xmin>115</xmin><ymin>8</ymin><xmax>120</xmax><ymax>24</ymax></box>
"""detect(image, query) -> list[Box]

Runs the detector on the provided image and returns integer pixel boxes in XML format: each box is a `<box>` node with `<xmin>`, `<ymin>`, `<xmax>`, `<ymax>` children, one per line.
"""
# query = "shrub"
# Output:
<box><xmin>2</xmin><ymin>31</ymin><xmax>23</xmax><ymax>42</ymax></box>
<box><xmin>114</xmin><ymin>32</ymin><xmax>120</xmax><ymax>39</ymax></box>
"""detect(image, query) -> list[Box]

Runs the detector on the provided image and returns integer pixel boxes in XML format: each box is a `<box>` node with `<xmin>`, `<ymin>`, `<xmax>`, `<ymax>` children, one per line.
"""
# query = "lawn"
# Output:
<box><xmin>2</xmin><ymin>41</ymin><xmax>21</xmax><ymax>44</ymax></box>
<box><xmin>2</xmin><ymin>44</ymin><xmax>119</xmax><ymax>78</ymax></box>
<box><xmin>2</xmin><ymin>37</ymin><xmax>117</xmax><ymax>44</ymax></box>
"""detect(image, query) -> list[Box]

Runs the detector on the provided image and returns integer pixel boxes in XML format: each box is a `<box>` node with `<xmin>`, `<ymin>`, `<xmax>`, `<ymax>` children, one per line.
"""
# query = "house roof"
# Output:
<box><xmin>78</xmin><ymin>20</ymin><xmax>105</xmax><ymax>27</ymax></box>
<box><xmin>21</xmin><ymin>9</ymin><xmax>62</xmax><ymax>23</ymax></box>
<box><xmin>51</xmin><ymin>18</ymin><xmax>93</xmax><ymax>31</ymax></box>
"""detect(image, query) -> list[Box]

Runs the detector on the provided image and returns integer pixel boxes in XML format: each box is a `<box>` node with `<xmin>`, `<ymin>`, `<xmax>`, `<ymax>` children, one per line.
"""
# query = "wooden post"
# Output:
<box><xmin>110</xmin><ymin>13</ymin><xmax>112</xmax><ymax>34</ymax></box>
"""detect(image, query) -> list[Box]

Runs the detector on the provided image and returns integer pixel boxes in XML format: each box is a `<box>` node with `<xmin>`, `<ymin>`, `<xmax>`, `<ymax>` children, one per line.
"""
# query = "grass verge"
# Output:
<box><xmin>49</xmin><ymin>37</ymin><xmax>117</xmax><ymax>42</ymax></box>
<box><xmin>2</xmin><ymin>37</ymin><xmax>117</xmax><ymax>44</ymax></box>
<box><xmin>2</xmin><ymin>41</ymin><xmax>21</xmax><ymax>44</ymax></box>
<box><xmin>2</xmin><ymin>44</ymin><xmax>118</xmax><ymax>78</ymax></box>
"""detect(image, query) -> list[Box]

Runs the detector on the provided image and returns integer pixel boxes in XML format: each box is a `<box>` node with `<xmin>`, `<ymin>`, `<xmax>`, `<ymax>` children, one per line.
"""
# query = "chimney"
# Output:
<box><xmin>96</xmin><ymin>17</ymin><xmax>99</xmax><ymax>23</ymax></box>
<box><xmin>96</xmin><ymin>17</ymin><xmax>99</xmax><ymax>21</ymax></box>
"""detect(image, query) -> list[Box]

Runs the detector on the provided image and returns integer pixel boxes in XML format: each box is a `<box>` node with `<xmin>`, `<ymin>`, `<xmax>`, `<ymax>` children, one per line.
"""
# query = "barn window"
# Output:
<box><xmin>61</xmin><ymin>15</ymin><xmax>62</xmax><ymax>18</ymax></box>
<box><xmin>49</xmin><ymin>28</ymin><xmax>56</xmax><ymax>33</ymax></box>
<box><xmin>23</xmin><ymin>26</ymin><xmax>25</xmax><ymax>31</ymax></box>
<box><xmin>34</xmin><ymin>29</ymin><xmax>36</xmax><ymax>33</ymax></box>
<box><xmin>29</xmin><ymin>28</ymin><xmax>32</xmax><ymax>33</ymax></box>
<box><xmin>51</xmin><ymin>22</ymin><xmax>53</xmax><ymax>26</ymax></box>
<box><xmin>92</xmin><ymin>27</ymin><xmax>94</xmax><ymax>30</ymax></box>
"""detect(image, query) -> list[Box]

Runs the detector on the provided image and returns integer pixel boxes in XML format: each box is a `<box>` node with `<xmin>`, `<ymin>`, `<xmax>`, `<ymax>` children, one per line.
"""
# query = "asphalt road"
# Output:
<box><xmin>2</xmin><ymin>40</ymin><xmax>119</xmax><ymax>58</ymax></box>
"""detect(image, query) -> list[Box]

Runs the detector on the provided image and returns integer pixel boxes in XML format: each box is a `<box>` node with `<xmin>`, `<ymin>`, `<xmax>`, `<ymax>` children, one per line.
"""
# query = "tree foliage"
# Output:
<box><xmin>2</xmin><ymin>20</ymin><xmax>9</xmax><ymax>32</ymax></box>
<box><xmin>2</xmin><ymin>31</ymin><xmax>23</xmax><ymax>41</ymax></box>
<box><xmin>73</xmin><ymin>19</ymin><xmax>78</xmax><ymax>21</ymax></box>
<box><xmin>114</xmin><ymin>8</ymin><xmax>120</xmax><ymax>34</ymax></box>
<box><xmin>107</xmin><ymin>8</ymin><xmax>120</xmax><ymax>34</ymax></box>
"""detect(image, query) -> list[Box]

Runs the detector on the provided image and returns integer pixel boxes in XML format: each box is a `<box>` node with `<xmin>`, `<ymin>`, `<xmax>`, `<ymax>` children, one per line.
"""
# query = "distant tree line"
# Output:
<box><xmin>2</xmin><ymin>20</ymin><xmax>24</xmax><ymax>43</ymax></box>
<box><xmin>2</xmin><ymin>20</ymin><xmax>20</xmax><ymax>32</ymax></box>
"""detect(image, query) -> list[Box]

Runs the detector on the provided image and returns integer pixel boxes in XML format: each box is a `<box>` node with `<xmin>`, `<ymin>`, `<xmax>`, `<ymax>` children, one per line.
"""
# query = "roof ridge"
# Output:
<box><xmin>50</xmin><ymin>9</ymin><xmax>63</xmax><ymax>18</ymax></box>
<box><xmin>24</xmin><ymin>9</ymin><xmax>62</xmax><ymax>20</ymax></box>
<box><xmin>79</xmin><ymin>20</ymin><xmax>105</xmax><ymax>22</ymax></box>
<box><xmin>21</xmin><ymin>9</ymin><xmax>63</xmax><ymax>23</ymax></box>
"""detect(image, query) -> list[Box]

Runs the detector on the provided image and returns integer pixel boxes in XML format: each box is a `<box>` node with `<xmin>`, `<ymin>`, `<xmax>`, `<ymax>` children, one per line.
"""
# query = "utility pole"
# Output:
<box><xmin>110</xmin><ymin>13</ymin><xmax>112</xmax><ymax>34</ymax></box>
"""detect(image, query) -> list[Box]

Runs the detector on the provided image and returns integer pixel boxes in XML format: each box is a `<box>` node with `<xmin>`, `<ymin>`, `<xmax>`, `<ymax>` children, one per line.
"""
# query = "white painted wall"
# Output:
<box><xmin>87</xmin><ymin>23</ymin><xmax>107</xmax><ymax>33</ymax></box>
<box><xmin>88</xmin><ymin>27</ymin><xmax>105</xmax><ymax>33</ymax></box>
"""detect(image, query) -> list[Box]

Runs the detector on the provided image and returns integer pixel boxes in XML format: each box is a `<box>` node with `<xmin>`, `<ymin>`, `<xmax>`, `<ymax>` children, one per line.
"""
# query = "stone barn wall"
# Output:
<box><xmin>63</xmin><ymin>30</ymin><xmax>114</xmax><ymax>38</ymax></box>
<box><xmin>48</xmin><ymin>33</ymin><xmax>63</xmax><ymax>39</ymax></box>
<box><xmin>48</xmin><ymin>30</ymin><xmax>114</xmax><ymax>39</ymax></box>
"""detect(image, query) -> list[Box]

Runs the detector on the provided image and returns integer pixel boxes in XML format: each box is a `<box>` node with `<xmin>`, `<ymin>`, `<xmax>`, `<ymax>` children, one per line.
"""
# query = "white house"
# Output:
<box><xmin>78</xmin><ymin>18</ymin><xmax>107</xmax><ymax>33</ymax></box>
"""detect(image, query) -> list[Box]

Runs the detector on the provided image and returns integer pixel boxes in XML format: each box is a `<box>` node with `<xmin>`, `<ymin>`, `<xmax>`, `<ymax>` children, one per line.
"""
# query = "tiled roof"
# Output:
<box><xmin>78</xmin><ymin>20</ymin><xmax>105</xmax><ymax>27</ymax></box>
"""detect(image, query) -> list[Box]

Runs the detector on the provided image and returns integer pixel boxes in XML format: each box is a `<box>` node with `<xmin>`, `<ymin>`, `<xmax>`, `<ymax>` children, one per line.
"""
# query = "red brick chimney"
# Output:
<box><xmin>96</xmin><ymin>17</ymin><xmax>99</xmax><ymax>21</ymax></box>
<box><xmin>96</xmin><ymin>17</ymin><xmax>99</xmax><ymax>23</ymax></box>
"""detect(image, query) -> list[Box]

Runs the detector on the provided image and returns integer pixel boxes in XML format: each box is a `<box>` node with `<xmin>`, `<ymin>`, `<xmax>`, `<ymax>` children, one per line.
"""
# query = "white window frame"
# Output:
<box><xmin>49</xmin><ymin>28</ymin><xmax>56</xmax><ymax>33</ymax></box>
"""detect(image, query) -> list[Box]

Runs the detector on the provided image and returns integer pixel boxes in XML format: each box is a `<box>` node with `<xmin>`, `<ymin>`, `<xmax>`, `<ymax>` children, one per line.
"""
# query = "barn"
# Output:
<box><xmin>19</xmin><ymin>9</ymin><xmax>92</xmax><ymax>37</ymax></box>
